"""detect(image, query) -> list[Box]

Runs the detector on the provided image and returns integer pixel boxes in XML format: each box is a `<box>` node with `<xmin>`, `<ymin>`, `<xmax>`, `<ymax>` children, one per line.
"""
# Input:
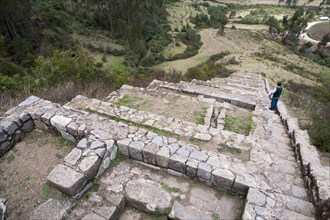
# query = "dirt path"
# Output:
<box><xmin>0</xmin><ymin>131</ymin><xmax>73</xmax><ymax>219</ymax></box>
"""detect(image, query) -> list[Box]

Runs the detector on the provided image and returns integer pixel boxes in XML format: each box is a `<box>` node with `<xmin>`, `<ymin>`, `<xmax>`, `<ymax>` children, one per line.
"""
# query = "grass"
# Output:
<box><xmin>107</xmin><ymin>55</ymin><xmax>125</xmax><ymax>68</ymax></box>
<box><xmin>161</xmin><ymin>182</ymin><xmax>181</xmax><ymax>193</ymax></box>
<box><xmin>56</xmin><ymin>137</ymin><xmax>75</xmax><ymax>150</ymax></box>
<box><xmin>41</xmin><ymin>183</ymin><xmax>65</xmax><ymax>201</ymax></box>
<box><xmin>218</xmin><ymin>143</ymin><xmax>242</xmax><ymax>154</ymax></box>
<box><xmin>114</xmin><ymin>94</ymin><xmax>150</xmax><ymax>110</ymax></box>
<box><xmin>212</xmin><ymin>213</ymin><xmax>220</xmax><ymax>220</ymax></box>
<box><xmin>193</xmin><ymin>107</ymin><xmax>207</xmax><ymax>125</ymax></box>
<box><xmin>162</xmin><ymin>42</ymin><xmax>187</xmax><ymax>59</ymax></box>
<box><xmin>224</xmin><ymin>113</ymin><xmax>253</xmax><ymax>136</ymax></box>
<box><xmin>1</xmin><ymin>153</ymin><xmax>15</xmax><ymax>162</ymax></box>
<box><xmin>109</xmin><ymin>151</ymin><xmax>126</xmax><ymax>170</ymax></box>
<box><xmin>189</xmin><ymin>137</ymin><xmax>209</xmax><ymax>146</ymax></box>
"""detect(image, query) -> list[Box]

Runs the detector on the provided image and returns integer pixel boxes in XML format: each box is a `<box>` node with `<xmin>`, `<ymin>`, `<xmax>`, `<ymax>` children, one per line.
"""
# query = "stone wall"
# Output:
<box><xmin>266</xmin><ymin>80</ymin><xmax>330</xmax><ymax>219</ymax></box>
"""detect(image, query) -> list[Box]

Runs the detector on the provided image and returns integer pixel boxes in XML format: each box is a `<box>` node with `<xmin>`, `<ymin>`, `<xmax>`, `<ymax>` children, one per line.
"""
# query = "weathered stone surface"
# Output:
<box><xmin>142</xmin><ymin>143</ymin><xmax>159</xmax><ymax>165</ymax></box>
<box><xmin>152</xmin><ymin>136</ymin><xmax>164</xmax><ymax>146</ymax></box>
<box><xmin>128</xmin><ymin>141</ymin><xmax>144</xmax><ymax>161</ymax></box>
<box><xmin>67</xmin><ymin>122</ymin><xmax>78</xmax><ymax>136</ymax></box>
<box><xmin>176</xmin><ymin>147</ymin><xmax>190</xmax><ymax>157</ymax></box>
<box><xmin>64</xmin><ymin>148</ymin><xmax>82</xmax><ymax>166</ymax></box>
<box><xmin>211</xmin><ymin>169</ymin><xmax>234</xmax><ymax>190</ymax></box>
<box><xmin>207</xmin><ymin>156</ymin><xmax>221</xmax><ymax>168</ymax></box>
<box><xmin>106</xmin><ymin>194</ymin><xmax>126</xmax><ymax>212</ymax></box>
<box><xmin>0</xmin><ymin>130</ymin><xmax>8</xmax><ymax>142</ymax></box>
<box><xmin>81</xmin><ymin>212</ymin><xmax>106</xmax><ymax>220</ymax></box>
<box><xmin>41</xmin><ymin>112</ymin><xmax>54</xmax><ymax>125</ymax></box>
<box><xmin>232</xmin><ymin>175</ymin><xmax>250</xmax><ymax>196</ymax></box>
<box><xmin>91</xmin><ymin>140</ymin><xmax>105</xmax><ymax>149</ymax></box>
<box><xmin>246</xmin><ymin>188</ymin><xmax>266</xmax><ymax>206</ymax></box>
<box><xmin>125</xmin><ymin>179</ymin><xmax>171</xmax><ymax>214</ymax></box>
<box><xmin>91</xmin><ymin>129</ymin><xmax>113</xmax><ymax>140</ymax></box>
<box><xmin>47</xmin><ymin>164</ymin><xmax>87</xmax><ymax>196</ymax></box>
<box><xmin>170</xmin><ymin>201</ymin><xmax>210</xmax><ymax>219</ymax></box>
<box><xmin>30</xmin><ymin>198</ymin><xmax>74</xmax><ymax>220</ymax></box>
<box><xmin>1</xmin><ymin>121</ymin><xmax>18</xmax><ymax>135</ymax></box>
<box><xmin>193</xmin><ymin>133</ymin><xmax>212</xmax><ymax>141</ymax></box>
<box><xmin>186</xmin><ymin>159</ymin><xmax>199</xmax><ymax>177</ymax></box>
<box><xmin>78</xmin><ymin>155</ymin><xmax>101</xmax><ymax>179</ymax></box>
<box><xmin>50</xmin><ymin>115</ymin><xmax>72</xmax><ymax>131</ymax></box>
<box><xmin>18</xmin><ymin>95</ymin><xmax>40</xmax><ymax>107</ymax></box>
<box><xmin>168</xmin><ymin>143</ymin><xmax>179</xmax><ymax>154</ymax></box>
<box><xmin>94</xmin><ymin>205</ymin><xmax>119</xmax><ymax>220</ymax></box>
<box><xmin>190</xmin><ymin>151</ymin><xmax>208</xmax><ymax>161</ymax></box>
<box><xmin>19</xmin><ymin>112</ymin><xmax>31</xmax><ymax>122</ymax></box>
<box><xmin>292</xmin><ymin>185</ymin><xmax>308</xmax><ymax>200</ymax></box>
<box><xmin>77</xmin><ymin>138</ymin><xmax>88</xmax><ymax>149</ymax></box>
<box><xmin>169</xmin><ymin>154</ymin><xmax>187</xmax><ymax>174</ymax></box>
<box><xmin>284</xmin><ymin>195</ymin><xmax>315</xmax><ymax>217</ymax></box>
<box><xmin>197</xmin><ymin>162</ymin><xmax>212</xmax><ymax>180</ymax></box>
<box><xmin>156</xmin><ymin>147</ymin><xmax>170</xmax><ymax>167</ymax></box>
<box><xmin>117</xmin><ymin>138</ymin><xmax>131</xmax><ymax>156</ymax></box>
<box><xmin>21</xmin><ymin>120</ymin><xmax>34</xmax><ymax>132</ymax></box>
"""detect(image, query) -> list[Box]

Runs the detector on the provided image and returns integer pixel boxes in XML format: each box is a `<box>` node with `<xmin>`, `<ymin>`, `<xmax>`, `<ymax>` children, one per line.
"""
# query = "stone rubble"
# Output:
<box><xmin>1</xmin><ymin>72</ymin><xmax>329</xmax><ymax>219</ymax></box>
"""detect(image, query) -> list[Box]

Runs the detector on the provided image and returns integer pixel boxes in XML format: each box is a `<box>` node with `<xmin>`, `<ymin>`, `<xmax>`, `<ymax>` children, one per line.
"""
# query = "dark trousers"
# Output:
<box><xmin>270</xmin><ymin>97</ymin><xmax>279</xmax><ymax>110</ymax></box>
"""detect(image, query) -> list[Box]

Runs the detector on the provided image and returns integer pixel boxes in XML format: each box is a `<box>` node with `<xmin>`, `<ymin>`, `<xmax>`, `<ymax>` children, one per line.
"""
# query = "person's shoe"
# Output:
<box><xmin>269</xmin><ymin>108</ymin><xmax>273</xmax><ymax>110</ymax></box>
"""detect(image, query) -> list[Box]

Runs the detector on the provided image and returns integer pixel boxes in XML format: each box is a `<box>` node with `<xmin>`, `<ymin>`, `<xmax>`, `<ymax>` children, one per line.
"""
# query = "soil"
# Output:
<box><xmin>120</xmin><ymin>90</ymin><xmax>210</xmax><ymax>124</ymax></box>
<box><xmin>0</xmin><ymin>130</ymin><xmax>73</xmax><ymax>219</ymax></box>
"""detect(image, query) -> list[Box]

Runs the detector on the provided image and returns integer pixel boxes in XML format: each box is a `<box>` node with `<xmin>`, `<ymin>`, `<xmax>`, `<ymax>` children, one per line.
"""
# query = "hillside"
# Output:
<box><xmin>0</xmin><ymin>0</ymin><xmax>329</xmax><ymax>152</ymax></box>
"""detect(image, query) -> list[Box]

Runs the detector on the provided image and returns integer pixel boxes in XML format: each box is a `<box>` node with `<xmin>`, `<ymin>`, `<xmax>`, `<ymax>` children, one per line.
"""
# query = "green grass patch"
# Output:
<box><xmin>188</xmin><ymin>137</ymin><xmax>209</xmax><ymax>146</ymax></box>
<box><xmin>41</xmin><ymin>183</ymin><xmax>65</xmax><ymax>201</ymax></box>
<box><xmin>107</xmin><ymin>55</ymin><xmax>125</xmax><ymax>68</ymax></box>
<box><xmin>114</xmin><ymin>95</ymin><xmax>150</xmax><ymax>110</ymax></box>
<box><xmin>1</xmin><ymin>153</ymin><xmax>15</xmax><ymax>162</ymax></box>
<box><xmin>224</xmin><ymin>114</ymin><xmax>253</xmax><ymax>136</ymax></box>
<box><xmin>56</xmin><ymin>137</ymin><xmax>75</xmax><ymax>150</ymax></box>
<box><xmin>162</xmin><ymin>42</ymin><xmax>187</xmax><ymax>59</ymax></box>
<box><xmin>109</xmin><ymin>151</ymin><xmax>126</xmax><ymax>170</ymax></box>
<box><xmin>218</xmin><ymin>143</ymin><xmax>242</xmax><ymax>154</ymax></box>
<box><xmin>193</xmin><ymin>107</ymin><xmax>207</xmax><ymax>125</ymax></box>
<box><xmin>161</xmin><ymin>182</ymin><xmax>181</xmax><ymax>193</ymax></box>
<box><xmin>212</xmin><ymin>213</ymin><xmax>220</xmax><ymax>220</ymax></box>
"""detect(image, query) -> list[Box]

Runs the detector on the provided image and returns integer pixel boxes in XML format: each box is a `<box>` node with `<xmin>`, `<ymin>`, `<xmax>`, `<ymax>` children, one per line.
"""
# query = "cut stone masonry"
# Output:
<box><xmin>0</xmin><ymin>72</ymin><xmax>329</xmax><ymax>219</ymax></box>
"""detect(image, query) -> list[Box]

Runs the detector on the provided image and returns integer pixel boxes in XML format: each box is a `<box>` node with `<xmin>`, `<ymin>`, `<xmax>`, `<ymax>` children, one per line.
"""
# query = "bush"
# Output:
<box><xmin>184</xmin><ymin>62</ymin><xmax>233</xmax><ymax>81</ymax></box>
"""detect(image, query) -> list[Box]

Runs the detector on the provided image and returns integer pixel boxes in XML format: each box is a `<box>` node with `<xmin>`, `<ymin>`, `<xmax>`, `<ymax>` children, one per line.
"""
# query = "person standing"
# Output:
<box><xmin>269</xmin><ymin>82</ymin><xmax>283</xmax><ymax>110</ymax></box>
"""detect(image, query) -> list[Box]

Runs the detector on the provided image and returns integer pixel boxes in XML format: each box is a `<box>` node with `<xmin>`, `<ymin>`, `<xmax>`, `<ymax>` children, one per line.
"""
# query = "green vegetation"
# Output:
<box><xmin>193</xmin><ymin>107</ymin><xmax>207</xmax><ymax>125</ymax></box>
<box><xmin>224</xmin><ymin>114</ymin><xmax>253</xmax><ymax>136</ymax></box>
<box><xmin>109</xmin><ymin>151</ymin><xmax>126</xmax><ymax>170</ymax></box>
<box><xmin>161</xmin><ymin>182</ymin><xmax>181</xmax><ymax>193</ymax></box>
<box><xmin>1</xmin><ymin>153</ymin><xmax>15</xmax><ymax>162</ymax></box>
<box><xmin>212</xmin><ymin>213</ymin><xmax>220</xmax><ymax>220</ymax></box>
<box><xmin>218</xmin><ymin>143</ymin><xmax>242</xmax><ymax>154</ymax></box>
<box><xmin>41</xmin><ymin>183</ymin><xmax>65</xmax><ymax>201</ymax></box>
<box><xmin>114</xmin><ymin>95</ymin><xmax>150</xmax><ymax>110</ymax></box>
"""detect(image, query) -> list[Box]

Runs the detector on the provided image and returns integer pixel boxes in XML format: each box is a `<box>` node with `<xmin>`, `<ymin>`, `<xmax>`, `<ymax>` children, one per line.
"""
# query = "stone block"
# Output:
<box><xmin>142</xmin><ymin>143</ymin><xmax>159</xmax><ymax>165</ymax></box>
<box><xmin>47</xmin><ymin>164</ymin><xmax>87</xmax><ymax>196</ymax></box>
<box><xmin>94</xmin><ymin>205</ymin><xmax>119</xmax><ymax>220</ymax></box>
<box><xmin>64</xmin><ymin>148</ymin><xmax>82</xmax><ymax>166</ymax></box>
<box><xmin>19</xmin><ymin>112</ymin><xmax>31</xmax><ymax>123</ymax></box>
<box><xmin>77</xmin><ymin>138</ymin><xmax>88</xmax><ymax>149</ymax></box>
<box><xmin>67</xmin><ymin>122</ymin><xmax>78</xmax><ymax>137</ymax></box>
<box><xmin>193</xmin><ymin>133</ymin><xmax>212</xmax><ymax>141</ymax></box>
<box><xmin>197</xmin><ymin>162</ymin><xmax>212</xmax><ymax>180</ymax></box>
<box><xmin>128</xmin><ymin>141</ymin><xmax>144</xmax><ymax>161</ymax></box>
<box><xmin>176</xmin><ymin>147</ymin><xmax>190</xmax><ymax>157</ymax></box>
<box><xmin>0</xmin><ymin>130</ymin><xmax>8</xmax><ymax>143</ymax></box>
<box><xmin>169</xmin><ymin>154</ymin><xmax>187</xmax><ymax>174</ymax></box>
<box><xmin>190</xmin><ymin>151</ymin><xmax>208</xmax><ymax>161</ymax></box>
<box><xmin>81</xmin><ymin>213</ymin><xmax>106</xmax><ymax>220</ymax></box>
<box><xmin>232</xmin><ymin>176</ymin><xmax>250</xmax><ymax>196</ymax></box>
<box><xmin>241</xmin><ymin>203</ymin><xmax>256</xmax><ymax>220</ymax></box>
<box><xmin>186</xmin><ymin>159</ymin><xmax>199</xmax><ymax>177</ymax></box>
<box><xmin>78</xmin><ymin>155</ymin><xmax>102</xmax><ymax>179</ymax></box>
<box><xmin>168</xmin><ymin>143</ymin><xmax>179</xmax><ymax>154</ymax></box>
<box><xmin>152</xmin><ymin>136</ymin><xmax>164</xmax><ymax>146</ymax></box>
<box><xmin>21</xmin><ymin>120</ymin><xmax>34</xmax><ymax>132</ymax></box>
<box><xmin>156</xmin><ymin>147</ymin><xmax>170</xmax><ymax>168</ymax></box>
<box><xmin>207</xmin><ymin>156</ymin><xmax>221</xmax><ymax>168</ymax></box>
<box><xmin>34</xmin><ymin>120</ymin><xmax>48</xmax><ymax>131</ymax></box>
<box><xmin>211</xmin><ymin>169</ymin><xmax>234</xmax><ymax>190</ymax></box>
<box><xmin>91</xmin><ymin>129</ymin><xmax>113</xmax><ymax>140</ymax></box>
<box><xmin>30</xmin><ymin>198</ymin><xmax>74</xmax><ymax>220</ymax></box>
<box><xmin>1</xmin><ymin>121</ymin><xmax>18</xmax><ymax>135</ymax></box>
<box><xmin>91</xmin><ymin>140</ymin><xmax>106</xmax><ymax>149</ymax></box>
<box><xmin>50</xmin><ymin>115</ymin><xmax>72</xmax><ymax>131</ymax></box>
<box><xmin>106</xmin><ymin>194</ymin><xmax>126</xmax><ymax>212</ymax></box>
<box><xmin>117</xmin><ymin>138</ymin><xmax>131</xmax><ymax>156</ymax></box>
<box><xmin>60</xmin><ymin>130</ymin><xmax>75</xmax><ymax>142</ymax></box>
<box><xmin>246</xmin><ymin>188</ymin><xmax>266</xmax><ymax>206</ymax></box>
<box><xmin>125</xmin><ymin>178</ymin><xmax>171</xmax><ymax>214</ymax></box>
<box><xmin>41</xmin><ymin>112</ymin><xmax>54</xmax><ymax>125</ymax></box>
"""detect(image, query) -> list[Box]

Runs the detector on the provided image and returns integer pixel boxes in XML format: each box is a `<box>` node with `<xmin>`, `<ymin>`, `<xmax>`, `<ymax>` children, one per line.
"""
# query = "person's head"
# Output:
<box><xmin>277</xmin><ymin>82</ymin><xmax>281</xmax><ymax>86</ymax></box>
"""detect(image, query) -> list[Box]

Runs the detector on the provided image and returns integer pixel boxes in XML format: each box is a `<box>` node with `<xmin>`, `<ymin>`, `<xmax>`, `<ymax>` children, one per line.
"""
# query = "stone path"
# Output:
<box><xmin>1</xmin><ymin>72</ymin><xmax>329</xmax><ymax>219</ymax></box>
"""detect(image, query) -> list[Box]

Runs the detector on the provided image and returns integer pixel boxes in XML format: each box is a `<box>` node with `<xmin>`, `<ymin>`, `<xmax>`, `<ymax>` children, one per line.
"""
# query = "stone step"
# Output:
<box><xmin>148</xmin><ymin>79</ymin><xmax>257</xmax><ymax>110</ymax></box>
<box><xmin>283</xmin><ymin>195</ymin><xmax>315</xmax><ymax>218</ymax></box>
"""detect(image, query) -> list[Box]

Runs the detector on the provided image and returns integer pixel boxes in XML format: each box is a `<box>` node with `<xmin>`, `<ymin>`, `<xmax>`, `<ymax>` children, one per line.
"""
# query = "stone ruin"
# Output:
<box><xmin>0</xmin><ymin>72</ymin><xmax>329</xmax><ymax>219</ymax></box>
